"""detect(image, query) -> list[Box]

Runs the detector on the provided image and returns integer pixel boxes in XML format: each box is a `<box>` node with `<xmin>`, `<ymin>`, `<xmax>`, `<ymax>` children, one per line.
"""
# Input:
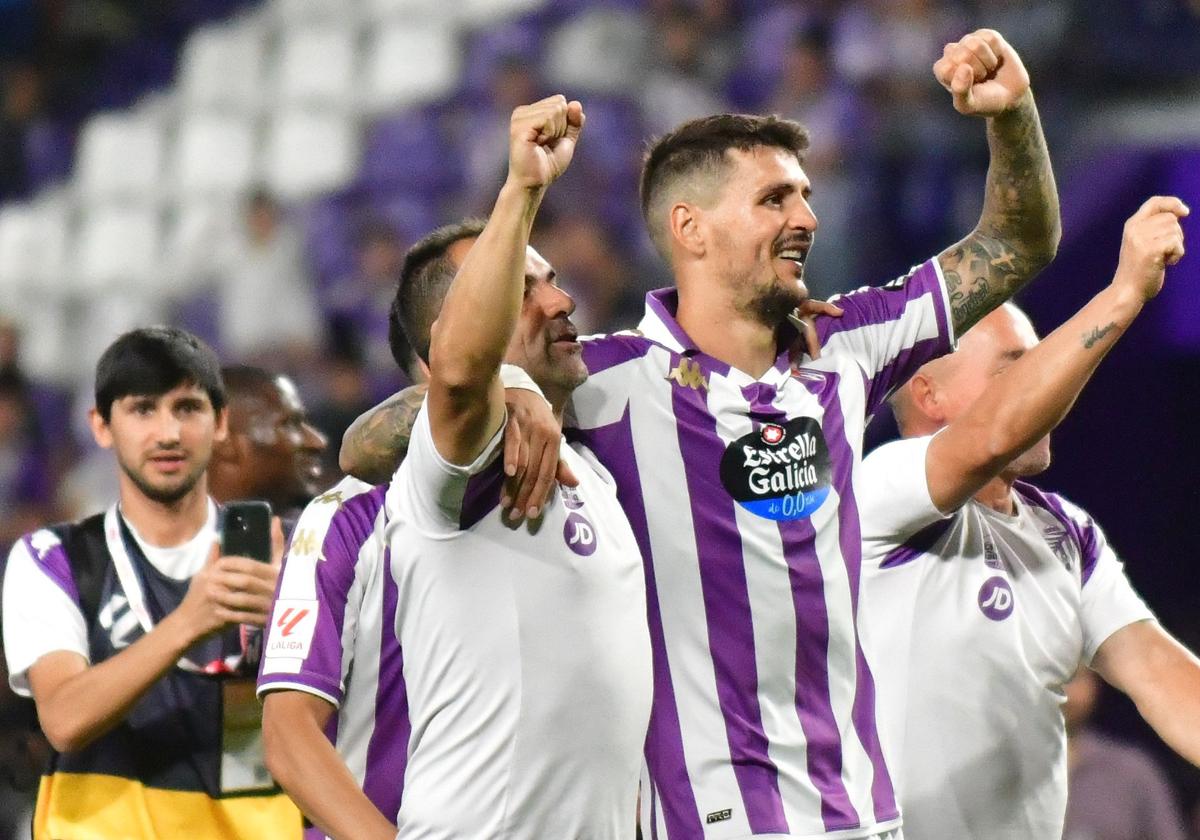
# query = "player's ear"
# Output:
<box><xmin>669</xmin><ymin>202</ymin><xmax>705</xmax><ymax>259</ymax></box>
<box><xmin>908</xmin><ymin>373</ymin><xmax>947</xmax><ymax>425</ymax></box>
<box><xmin>88</xmin><ymin>406</ymin><xmax>113</xmax><ymax>449</ymax></box>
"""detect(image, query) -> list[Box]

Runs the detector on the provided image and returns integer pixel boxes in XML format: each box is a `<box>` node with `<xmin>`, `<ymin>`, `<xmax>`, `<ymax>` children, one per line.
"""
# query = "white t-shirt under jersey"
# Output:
<box><xmin>383</xmin><ymin>399</ymin><xmax>652</xmax><ymax>839</ymax></box>
<box><xmin>857</xmin><ymin>435</ymin><xmax>1154</xmax><ymax>840</ymax></box>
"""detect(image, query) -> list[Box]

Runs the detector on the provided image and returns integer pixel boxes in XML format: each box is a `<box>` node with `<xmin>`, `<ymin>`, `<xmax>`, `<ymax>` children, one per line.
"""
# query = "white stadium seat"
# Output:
<box><xmin>74</xmin><ymin>205</ymin><xmax>162</xmax><ymax>291</ymax></box>
<box><xmin>360</xmin><ymin>20</ymin><xmax>460</xmax><ymax>114</ymax></box>
<box><xmin>260</xmin><ymin>110</ymin><xmax>359</xmax><ymax>201</ymax></box>
<box><xmin>172</xmin><ymin>113</ymin><xmax>257</xmax><ymax>199</ymax></box>
<box><xmin>75</xmin><ymin>111</ymin><xmax>166</xmax><ymax>205</ymax></box>
<box><xmin>363</xmin><ymin>0</ymin><xmax>451</xmax><ymax>22</ymax></box>
<box><xmin>269</xmin><ymin>0</ymin><xmax>346</xmax><ymax>24</ymax></box>
<box><xmin>178</xmin><ymin>20</ymin><xmax>267</xmax><ymax>113</ymax></box>
<box><xmin>0</xmin><ymin>194</ymin><xmax>71</xmax><ymax>291</ymax></box>
<box><xmin>274</xmin><ymin>24</ymin><xmax>360</xmax><ymax>110</ymax></box>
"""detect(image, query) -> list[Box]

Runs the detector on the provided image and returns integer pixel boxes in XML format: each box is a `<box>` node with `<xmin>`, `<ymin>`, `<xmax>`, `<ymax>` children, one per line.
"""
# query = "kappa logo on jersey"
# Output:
<box><xmin>977</xmin><ymin>576</ymin><xmax>1014</xmax><ymax>621</ymax></box>
<box><xmin>666</xmin><ymin>358</ymin><xmax>708</xmax><ymax>391</ymax></box>
<box><xmin>719</xmin><ymin>417</ymin><xmax>832</xmax><ymax>521</ymax></box>
<box><xmin>265</xmin><ymin>598</ymin><xmax>319</xmax><ymax>657</ymax></box>
<box><xmin>289</xmin><ymin>528</ymin><xmax>319</xmax><ymax>560</ymax></box>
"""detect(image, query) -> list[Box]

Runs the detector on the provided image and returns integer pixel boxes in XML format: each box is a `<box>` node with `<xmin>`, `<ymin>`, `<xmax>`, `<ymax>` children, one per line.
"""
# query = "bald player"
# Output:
<box><xmin>208</xmin><ymin>366</ymin><xmax>329</xmax><ymax>522</ymax></box>
<box><xmin>857</xmin><ymin>196</ymin><xmax>1198</xmax><ymax>839</ymax></box>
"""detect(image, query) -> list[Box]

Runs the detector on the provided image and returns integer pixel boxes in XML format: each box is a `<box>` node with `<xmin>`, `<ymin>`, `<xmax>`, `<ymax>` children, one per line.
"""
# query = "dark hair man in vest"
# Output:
<box><xmin>1</xmin><ymin>327</ymin><xmax>302</xmax><ymax>839</ymax></box>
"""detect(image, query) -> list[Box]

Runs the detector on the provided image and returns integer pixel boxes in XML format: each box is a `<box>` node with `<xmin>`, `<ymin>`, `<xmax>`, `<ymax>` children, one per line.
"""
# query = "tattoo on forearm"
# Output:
<box><xmin>343</xmin><ymin>385</ymin><xmax>427</xmax><ymax>484</ymax></box>
<box><xmin>940</xmin><ymin>95</ymin><xmax>1061</xmax><ymax>335</ymax></box>
<box><xmin>1082</xmin><ymin>323</ymin><xmax>1116</xmax><ymax>349</ymax></box>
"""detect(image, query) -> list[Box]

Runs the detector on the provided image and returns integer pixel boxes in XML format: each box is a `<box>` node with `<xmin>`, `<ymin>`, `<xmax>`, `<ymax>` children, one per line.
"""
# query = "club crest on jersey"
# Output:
<box><xmin>977</xmin><ymin>576</ymin><xmax>1014</xmax><ymax>621</ymax></box>
<box><xmin>719</xmin><ymin>417</ymin><xmax>832</xmax><ymax>521</ymax></box>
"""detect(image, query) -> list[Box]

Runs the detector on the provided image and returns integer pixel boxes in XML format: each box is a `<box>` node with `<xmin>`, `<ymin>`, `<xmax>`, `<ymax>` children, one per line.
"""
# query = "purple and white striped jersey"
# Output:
<box><xmin>566</xmin><ymin>259</ymin><xmax>955</xmax><ymax>838</ymax></box>
<box><xmin>257</xmin><ymin>476</ymin><xmax>409</xmax><ymax>828</ymax></box>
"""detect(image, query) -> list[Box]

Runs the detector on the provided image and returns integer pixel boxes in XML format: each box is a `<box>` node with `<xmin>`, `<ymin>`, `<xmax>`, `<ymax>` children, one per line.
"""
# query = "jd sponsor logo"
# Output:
<box><xmin>564</xmin><ymin>512</ymin><xmax>598</xmax><ymax>556</ymax></box>
<box><xmin>719</xmin><ymin>417</ymin><xmax>832</xmax><ymax>521</ymax></box>
<box><xmin>977</xmin><ymin>576</ymin><xmax>1015</xmax><ymax>621</ymax></box>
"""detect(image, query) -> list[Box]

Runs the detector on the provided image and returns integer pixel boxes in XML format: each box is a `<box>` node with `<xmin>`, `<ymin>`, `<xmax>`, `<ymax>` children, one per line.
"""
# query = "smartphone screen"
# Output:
<box><xmin>220</xmin><ymin>501</ymin><xmax>273</xmax><ymax>563</ymax></box>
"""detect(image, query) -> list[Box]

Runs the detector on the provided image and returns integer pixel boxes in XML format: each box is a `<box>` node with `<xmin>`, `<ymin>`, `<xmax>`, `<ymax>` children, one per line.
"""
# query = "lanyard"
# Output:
<box><xmin>103</xmin><ymin>503</ymin><xmax>240</xmax><ymax>676</ymax></box>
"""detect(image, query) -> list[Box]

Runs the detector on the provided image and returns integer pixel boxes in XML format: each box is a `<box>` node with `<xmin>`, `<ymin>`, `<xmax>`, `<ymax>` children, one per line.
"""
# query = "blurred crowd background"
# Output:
<box><xmin>0</xmin><ymin>0</ymin><xmax>1198</xmax><ymax>837</ymax></box>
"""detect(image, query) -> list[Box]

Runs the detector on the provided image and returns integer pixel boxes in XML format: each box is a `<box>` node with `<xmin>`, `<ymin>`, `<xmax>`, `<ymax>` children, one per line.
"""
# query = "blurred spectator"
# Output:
<box><xmin>208</xmin><ymin>366</ymin><xmax>330</xmax><ymax>526</ymax></box>
<box><xmin>767</xmin><ymin>24</ymin><xmax>870</xmax><ymax>295</ymax></box>
<box><xmin>307</xmin><ymin>337</ymin><xmax>378</xmax><ymax>480</ymax></box>
<box><xmin>533</xmin><ymin>211</ymin><xmax>633</xmax><ymax>334</ymax></box>
<box><xmin>545</xmin><ymin>4</ymin><xmax>648</xmax><ymax>95</ymax></box>
<box><xmin>199</xmin><ymin>188</ymin><xmax>323</xmax><ymax>369</ymax></box>
<box><xmin>0</xmin><ymin>64</ymin><xmax>41</xmax><ymax>202</ymax></box>
<box><xmin>638</xmin><ymin>3</ymin><xmax>731</xmax><ymax>135</ymax></box>
<box><xmin>462</xmin><ymin>55</ymin><xmax>543</xmax><ymax>212</ymax></box>
<box><xmin>1063</xmin><ymin>667</ymin><xmax>1188</xmax><ymax>840</ymax></box>
<box><xmin>0</xmin><ymin>319</ymin><xmax>54</xmax><ymax>552</ymax></box>
<box><xmin>327</xmin><ymin>220</ymin><xmax>410</xmax><ymax>390</ymax></box>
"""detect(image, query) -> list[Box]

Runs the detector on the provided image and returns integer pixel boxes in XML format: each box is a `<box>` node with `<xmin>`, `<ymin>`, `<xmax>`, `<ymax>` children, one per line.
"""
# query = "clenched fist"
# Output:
<box><xmin>933</xmin><ymin>29</ymin><xmax>1030</xmax><ymax>117</ymax></box>
<box><xmin>1114</xmin><ymin>195</ymin><xmax>1189</xmax><ymax>301</ymax></box>
<box><xmin>507</xmin><ymin>94</ymin><xmax>585</xmax><ymax>191</ymax></box>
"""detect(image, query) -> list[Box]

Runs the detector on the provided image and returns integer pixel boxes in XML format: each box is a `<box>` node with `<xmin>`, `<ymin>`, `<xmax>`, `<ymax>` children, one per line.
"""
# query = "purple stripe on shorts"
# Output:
<box><xmin>879</xmin><ymin>518</ymin><xmax>955</xmax><ymax>569</ymax></box>
<box><xmin>671</xmin><ymin>381</ymin><xmax>789</xmax><ymax>833</ymax></box>
<box><xmin>362</xmin><ymin>547</ymin><xmax>410</xmax><ymax>821</ymax></box>
<box><xmin>798</xmin><ymin>375</ymin><xmax>898</xmax><ymax>824</ymax></box>
<box><xmin>581</xmin><ymin>333</ymin><xmax>655</xmax><ymax>375</ymax></box>
<box><xmin>573</xmin><ymin>406</ymin><xmax>702</xmax><ymax>838</ymax></box>
<box><xmin>458</xmin><ymin>460</ymin><xmax>505</xmax><ymax>530</ymax></box>
<box><xmin>22</xmin><ymin>533</ymin><xmax>80</xmax><ymax>606</ymax></box>
<box><xmin>1013</xmin><ymin>482</ymin><xmax>1102</xmax><ymax>584</ymax></box>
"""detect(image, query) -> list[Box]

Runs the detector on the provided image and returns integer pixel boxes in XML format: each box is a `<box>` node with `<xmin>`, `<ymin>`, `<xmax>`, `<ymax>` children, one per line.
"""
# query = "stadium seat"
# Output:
<box><xmin>172</xmin><ymin>113</ymin><xmax>257</xmax><ymax>199</ymax></box>
<box><xmin>360</xmin><ymin>21</ymin><xmax>459</xmax><ymax>114</ymax></box>
<box><xmin>0</xmin><ymin>194</ymin><xmax>71</xmax><ymax>291</ymax></box>
<box><xmin>74</xmin><ymin>111</ymin><xmax>166</xmax><ymax>205</ymax></box>
<box><xmin>456</xmin><ymin>0</ymin><xmax>548</xmax><ymax>26</ymax></box>
<box><xmin>177</xmin><ymin>19</ymin><xmax>267</xmax><ymax>113</ymax></box>
<box><xmin>274</xmin><ymin>24</ymin><xmax>360</xmax><ymax>110</ymax></box>
<box><xmin>363</xmin><ymin>0</ymin><xmax>449</xmax><ymax>22</ymax></box>
<box><xmin>74</xmin><ymin>205</ymin><xmax>162</xmax><ymax>292</ymax></box>
<box><xmin>260</xmin><ymin>110</ymin><xmax>359</xmax><ymax>201</ymax></box>
<box><xmin>269</xmin><ymin>0</ymin><xmax>347</xmax><ymax>23</ymax></box>
<box><xmin>359</xmin><ymin>108</ymin><xmax>463</xmax><ymax>195</ymax></box>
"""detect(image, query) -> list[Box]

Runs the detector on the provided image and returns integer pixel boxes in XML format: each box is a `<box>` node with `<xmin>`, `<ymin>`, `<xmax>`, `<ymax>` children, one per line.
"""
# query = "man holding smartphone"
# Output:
<box><xmin>0</xmin><ymin>327</ymin><xmax>301</xmax><ymax>839</ymax></box>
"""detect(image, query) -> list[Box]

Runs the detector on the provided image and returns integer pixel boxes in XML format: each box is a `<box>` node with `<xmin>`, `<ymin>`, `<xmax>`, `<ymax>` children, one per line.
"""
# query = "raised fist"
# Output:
<box><xmin>1115</xmin><ymin>196</ymin><xmax>1189</xmax><ymax>301</ymax></box>
<box><xmin>933</xmin><ymin>29</ymin><xmax>1030</xmax><ymax>117</ymax></box>
<box><xmin>507</xmin><ymin>94</ymin><xmax>585</xmax><ymax>191</ymax></box>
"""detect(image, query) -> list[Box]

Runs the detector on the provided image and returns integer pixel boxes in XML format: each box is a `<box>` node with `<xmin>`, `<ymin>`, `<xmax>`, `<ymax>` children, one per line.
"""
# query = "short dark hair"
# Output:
<box><xmin>220</xmin><ymin>364</ymin><xmax>278</xmax><ymax>402</ymax></box>
<box><xmin>94</xmin><ymin>326</ymin><xmax>226</xmax><ymax>422</ymax></box>
<box><xmin>390</xmin><ymin>218</ymin><xmax>488</xmax><ymax>369</ymax></box>
<box><xmin>640</xmin><ymin>113</ymin><xmax>810</xmax><ymax>256</ymax></box>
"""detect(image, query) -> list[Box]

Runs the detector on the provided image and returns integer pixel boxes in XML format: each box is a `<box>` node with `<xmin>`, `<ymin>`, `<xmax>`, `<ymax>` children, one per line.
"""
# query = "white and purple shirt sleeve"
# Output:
<box><xmin>816</xmin><ymin>259</ymin><xmax>957</xmax><ymax>418</ymax></box>
<box><xmin>2</xmin><ymin>531</ymin><xmax>89</xmax><ymax>696</ymax></box>
<box><xmin>858</xmin><ymin>435</ymin><xmax>952</xmax><ymax>557</ymax></box>
<box><xmin>257</xmin><ymin>479</ymin><xmax>387</xmax><ymax>705</ymax></box>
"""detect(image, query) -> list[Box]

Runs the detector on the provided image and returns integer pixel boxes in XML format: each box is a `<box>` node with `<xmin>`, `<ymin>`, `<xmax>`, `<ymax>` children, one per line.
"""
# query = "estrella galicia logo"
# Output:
<box><xmin>977</xmin><ymin>576</ymin><xmax>1015</xmax><ymax>621</ymax></box>
<box><xmin>719</xmin><ymin>418</ymin><xmax>832</xmax><ymax>521</ymax></box>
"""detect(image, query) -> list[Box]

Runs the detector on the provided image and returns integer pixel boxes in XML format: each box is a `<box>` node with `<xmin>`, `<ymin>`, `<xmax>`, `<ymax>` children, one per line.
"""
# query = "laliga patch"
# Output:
<box><xmin>720</xmin><ymin>418</ymin><xmax>832</xmax><ymax>521</ymax></box>
<box><xmin>265</xmin><ymin>599</ymin><xmax>319</xmax><ymax>658</ymax></box>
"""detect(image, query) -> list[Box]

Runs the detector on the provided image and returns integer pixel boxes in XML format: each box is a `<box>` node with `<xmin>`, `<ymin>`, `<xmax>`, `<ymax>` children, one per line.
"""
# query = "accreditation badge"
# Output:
<box><xmin>220</xmin><ymin>678</ymin><xmax>274</xmax><ymax>793</ymax></box>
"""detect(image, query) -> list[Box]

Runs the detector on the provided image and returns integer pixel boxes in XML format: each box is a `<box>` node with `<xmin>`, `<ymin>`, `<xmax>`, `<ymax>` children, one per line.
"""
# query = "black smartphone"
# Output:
<box><xmin>220</xmin><ymin>501</ymin><xmax>273</xmax><ymax>563</ymax></box>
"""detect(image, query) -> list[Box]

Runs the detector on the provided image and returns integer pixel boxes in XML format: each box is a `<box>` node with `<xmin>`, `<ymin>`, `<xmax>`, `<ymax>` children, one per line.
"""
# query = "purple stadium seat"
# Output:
<box><xmin>462</xmin><ymin>19</ymin><xmax>546</xmax><ymax>97</ymax></box>
<box><xmin>358</xmin><ymin>108</ymin><xmax>464</xmax><ymax>198</ymax></box>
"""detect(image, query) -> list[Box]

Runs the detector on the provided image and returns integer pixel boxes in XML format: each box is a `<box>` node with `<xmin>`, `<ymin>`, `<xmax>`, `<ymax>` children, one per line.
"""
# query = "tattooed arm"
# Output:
<box><xmin>914</xmin><ymin>195</ymin><xmax>1186</xmax><ymax>513</ymax></box>
<box><xmin>931</xmin><ymin>30</ymin><xmax>1062</xmax><ymax>335</ymax></box>
<box><xmin>339</xmin><ymin>385</ymin><xmax>427</xmax><ymax>484</ymax></box>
